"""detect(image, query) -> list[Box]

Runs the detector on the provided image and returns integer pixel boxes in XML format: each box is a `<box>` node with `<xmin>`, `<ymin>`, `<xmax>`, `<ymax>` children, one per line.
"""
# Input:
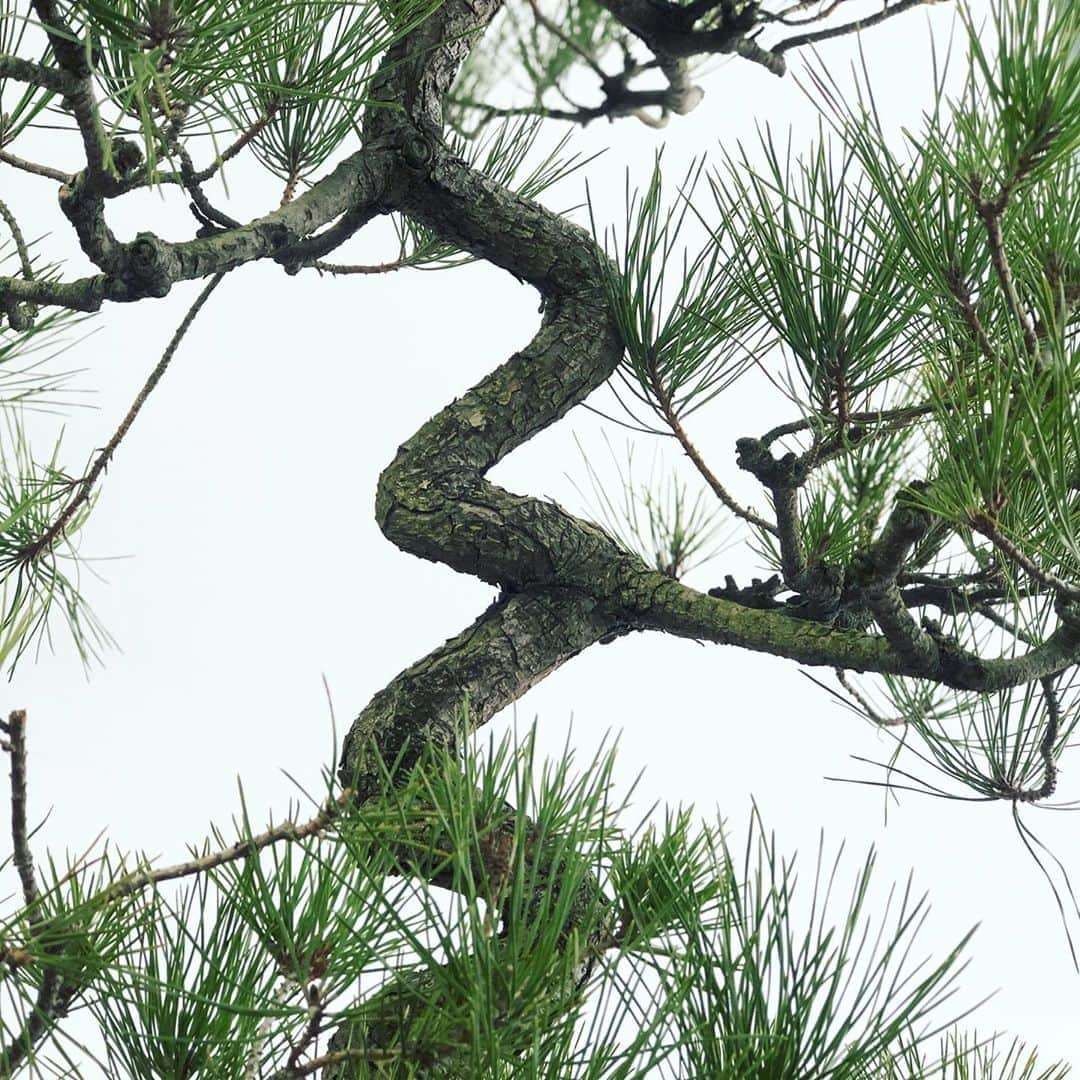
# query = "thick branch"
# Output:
<box><xmin>29</xmin><ymin>0</ymin><xmax>119</xmax><ymax>268</ymax></box>
<box><xmin>340</xmin><ymin>588</ymin><xmax>614</xmax><ymax>800</ymax></box>
<box><xmin>635</xmin><ymin>573</ymin><xmax>1080</xmax><ymax>691</ymax></box>
<box><xmin>0</xmin><ymin>149</ymin><xmax>393</xmax><ymax>321</ymax></box>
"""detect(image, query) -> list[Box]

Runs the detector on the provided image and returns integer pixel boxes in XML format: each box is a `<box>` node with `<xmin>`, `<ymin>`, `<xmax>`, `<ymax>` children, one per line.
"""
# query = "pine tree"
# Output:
<box><xmin>1</xmin><ymin>0</ymin><xmax>1078</xmax><ymax>1074</ymax></box>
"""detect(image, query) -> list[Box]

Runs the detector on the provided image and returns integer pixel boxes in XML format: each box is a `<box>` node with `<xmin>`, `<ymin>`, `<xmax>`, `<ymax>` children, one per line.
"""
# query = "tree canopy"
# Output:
<box><xmin>1</xmin><ymin>0</ymin><xmax>1079</xmax><ymax>1075</ymax></box>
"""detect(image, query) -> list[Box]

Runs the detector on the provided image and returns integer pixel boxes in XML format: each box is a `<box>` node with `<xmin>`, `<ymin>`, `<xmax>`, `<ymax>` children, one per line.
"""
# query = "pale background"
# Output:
<box><xmin>4</xmin><ymin>2</ymin><xmax>1080</xmax><ymax>1071</ymax></box>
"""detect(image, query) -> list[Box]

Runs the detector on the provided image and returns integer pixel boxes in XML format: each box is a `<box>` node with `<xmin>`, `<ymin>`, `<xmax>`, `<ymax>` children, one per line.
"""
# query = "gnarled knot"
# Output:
<box><xmin>1</xmin><ymin>292</ymin><xmax>36</xmax><ymax>332</ymax></box>
<box><xmin>892</xmin><ymin>480</ymin><xmax>933</xmax><ymax>539</ymax></box>
<box><xmin>1054</xmin><ymin>597</ymin><xmax>1080</xmax><ymax>636</ymax></box>
<box><xmin>669</xmin><ymin>84</ymin><xmax>705</xmax><ymax>116</ymax></box>
<box><xmin>735</xmin><ymin>436</ymin><xmax>808</xmax><ymax>488</ymax></box>
<box><xmin>125</xmin><ymin>233</ymin><xmax>176</xmax><ymax>298</ymax></box>
<box><xmin>797</xmin><ymin>560</ymin><xmax>844</xmax><ymax>602</ymax></box>
<box><xmin>708</xmin><ymin>573</ymin><xmax>785</xmax><ymax>609</ymax></box>
<box><xmin>110</xmin><ymin>137</ymin><xmax>144</xmax><ymax>178</ymax></box>
<box><xmin>263</xmin><ymin>221</ymin><xmax>302</xmax><ymax>271</ymax></box>
<box><xmin>401</xmin><ymin>130</ymin><xmax>434</xmax><ymax>171</ymax></box>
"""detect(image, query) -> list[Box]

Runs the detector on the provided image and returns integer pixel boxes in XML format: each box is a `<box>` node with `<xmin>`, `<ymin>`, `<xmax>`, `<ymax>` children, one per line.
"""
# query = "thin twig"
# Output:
<box><xmin>448</xmin><ymin>45</ymin><xmax>698</xmax><ymax>131</ymax></box>
<box><xmin>0</xmin><ymin>709</ymin><xmax>75</xmax><ymax>1079</ymax></box>
<box><xmin>174</xmin><ymin>142</ymin><xmax>241</xmax><ymax>231</ymax></box>
<box><xmin>647</xmin><ymin>362</ymin><xmax>778</xmax><ymax>535</ymax></box>
<box><xmin>19</xmin><ymin>273</ymin><xmax>225</xmax><ymax>564</ymax></box>
<box><xmin>1021</xmin><ymin>676</ymin><xmax>1060</xmax><ymax>803</ymax></box>
<box><xmin>944</xmin><ymin>266</ymin><xmax>998</xmax><ymax>366</ymax></box>
<box><xmin>244</xmin><ymin>977</ymin><xmax>296</xmax><ymax>1080</ymax></box>
<box><xmin>773</xmin><ymin>0</ymin><xmax>943</xmax><ymax>54</ymax></box>
<box><xmin>448</xmin><ymin>97</ymin><xmax>565</xmax><ymax>135</ymax></box>
<box><xmin>4</xmin><ymin>710</ymin><xmax>39</xmax><ymax>907</ymax></box>
<box><xmin>285</xmin><ymin>982</ymin><xmax>327</xmax><ymax>1075</ymax></box>
<box><xmin>973</xmin><ymin>602</ymin><xmax>1039</xmax><ymax>646</ymax></box>
<box><xmin>0</xmin><ymin>788</ymin><xmax>350</xmax><ymax>1072</ymax></box>
<box><xmin>106</xmin><ymin>789</ymin><xmax>352</xmax><ymax>901</ymax></box>
<box><xmin>190</xmin><ymin>100</ymin><xmax>281</xmax><ymax>184</ymax></box>
<box><xmin>279</xmin><ymin>205</ymin><xmax>381</xmax><ymax>267</ymax></box>
<box><xmin>972</xmin><ymin>184</ymin><xmax>1039</xmax><ymax>356</ymax></box>
<box><xmin>969</xmin><ymin>514</ymin><xmax>1080</xmax><ymax>603</ymax></box>
<box><xmin>311</xmin><ymin>258</ymin><xmax>414</xmax><ymax>276</ymax></box>
<box><xmin>280</xmin><ymin>169</ymin><xmax>300</xmax><ymax>206</ymax></box>
<box><xmin>973</xmin><ymin>609</ymin><xmax>1060</xmax><ymax>803</ymax></box>
<box><xmin>976</xmin><ymin>595</ymin><xmax>1063</xmax><ymax>800</ymax></box>
<box><xmin>527</xmin><ymin>0</ymin><xmax>608</xmax><ymax>81</ymax></box>
<box><xmin>0</xmin><ymin>198</ymin><xmax>34</xmax><ymax>281</ymax></box>
<box><xmin>835</xmin><ymin>670</ymin><xmax>907</xmax><ymax>726</ymax></box>
<box><xmin>771</xmin><ymin>0</ymin><xmax>849</xmax><ymax>27</ymax></box>
<box><xmin>0</xmin><ymin>195</ymin><xmax>39</xmax><ymax>326</ymax></box>
<box><xmin>280</xmin><ymin>1046</ymin><xmax>398</xmax><ymax>1077</ymax></box>
<box><xmin>0</xmin><ymin>147</ymin><xmax>73</xmax><ymax>184</ymax></box>
<box><xmin>761</xmin><ymin>401</ymin><xmax>938</xmax><ymax>448</ymax></box>
<box><xmin>0</xmin><ymin>973</ymin><xmax>80</xmax><ymax>1074</ymax></box>
<box><xmin>450</xmin><ymin>92</ymin><xmax>675</xmax><ymax>130</ymax></box>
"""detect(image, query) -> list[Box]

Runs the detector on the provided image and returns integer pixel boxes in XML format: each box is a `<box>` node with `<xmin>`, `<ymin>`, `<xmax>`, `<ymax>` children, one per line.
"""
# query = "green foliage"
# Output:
<box><xmin>72</xmin><ymin>0</ymin><xmax>440</xmax><ymax>175</ymax></box>
<box><xmin>0</xmin><ymin>725</ymin><xmax>991</xmax><ymax>1078</ymax></box>
<box><xmin>793</xmin><ymin>0</ymin><xmax>1080</xmax><ymax>569</ymax></box>
<box><xmin>585</xmin><ymin>0</ymin><xmax>1080</xmax><ymax>597</ymax></box>
<box><xmin>228</xmin><ymin>0</ymin><xmax>439</xmax><ymax>185</ymax></box>
<box><xmin>874</xmin><ymin>1031</ymin><xmax>1071</xmax><ymax>1079</ymax></box>
<box><xmin>570</xmin><ymin>433</ymin><xmax>733</xmax><ymax>580</ymax></box>
<box><xmin>655</xmin><ymin>816</ymin><xmax>974</xmax><ymax>1078</ymax></box>
<box><xmin>0</xmin><ymin>243</ymin><xmax>93</xmax><ymax>412</ymax></box>
<box><xmin>0</xmin><ymin>243</ymin><xmax>101</xmax><ymax>672</ymax></box>
<box><xmin>963</xmin><ymin>0</ymin><xmax>1080</xmax><ymax>190</ymax></box>
<box><xmin>0</xmin><ymin>3</ymin><xmax>56</xmax><ymax>141</ymax></box>
<box><xmin>590</xmin><ymin>156</ymin><xmax>760</xmax><ymax>429</ymax></box>
<box><xmin>77</xmin><ymin>0</ymin><xmax>283</xmax><ymax>155</ymax></box>
<box><xmin>90</xmin><ymin>876</ymin><xmax>269</xmax><ymax>1078</ymax></box>
<box><xmin>710</xmin><ymin>133</ymin><xmax>928</xmax><ymax>419</ymax></box>
<box><xmin>839</xmin><ymin>656</ymin><xmax>1079</xmax><ymax>799</ymax></box>
<box><xmin>1</xmin><ymin>849</ymin><xmax>145</xmax><ymax>1073</ymax></box>
<box><xmin>0</xmin><ymin>418</ymin><xmax>109</xmax><ymax>671</ymax></box>
<box><xmin>826</xmin><ymin>659</ymin><xmax>1080</xmax><ymax>960</ymax></box>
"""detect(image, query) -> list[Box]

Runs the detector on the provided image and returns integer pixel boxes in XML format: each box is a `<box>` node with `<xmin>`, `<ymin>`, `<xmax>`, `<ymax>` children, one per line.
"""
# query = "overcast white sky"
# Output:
<box><xmin>4</xmin><ymin>1</ymin><xmax>1080</xmax><ymax>1072</ymax></box>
